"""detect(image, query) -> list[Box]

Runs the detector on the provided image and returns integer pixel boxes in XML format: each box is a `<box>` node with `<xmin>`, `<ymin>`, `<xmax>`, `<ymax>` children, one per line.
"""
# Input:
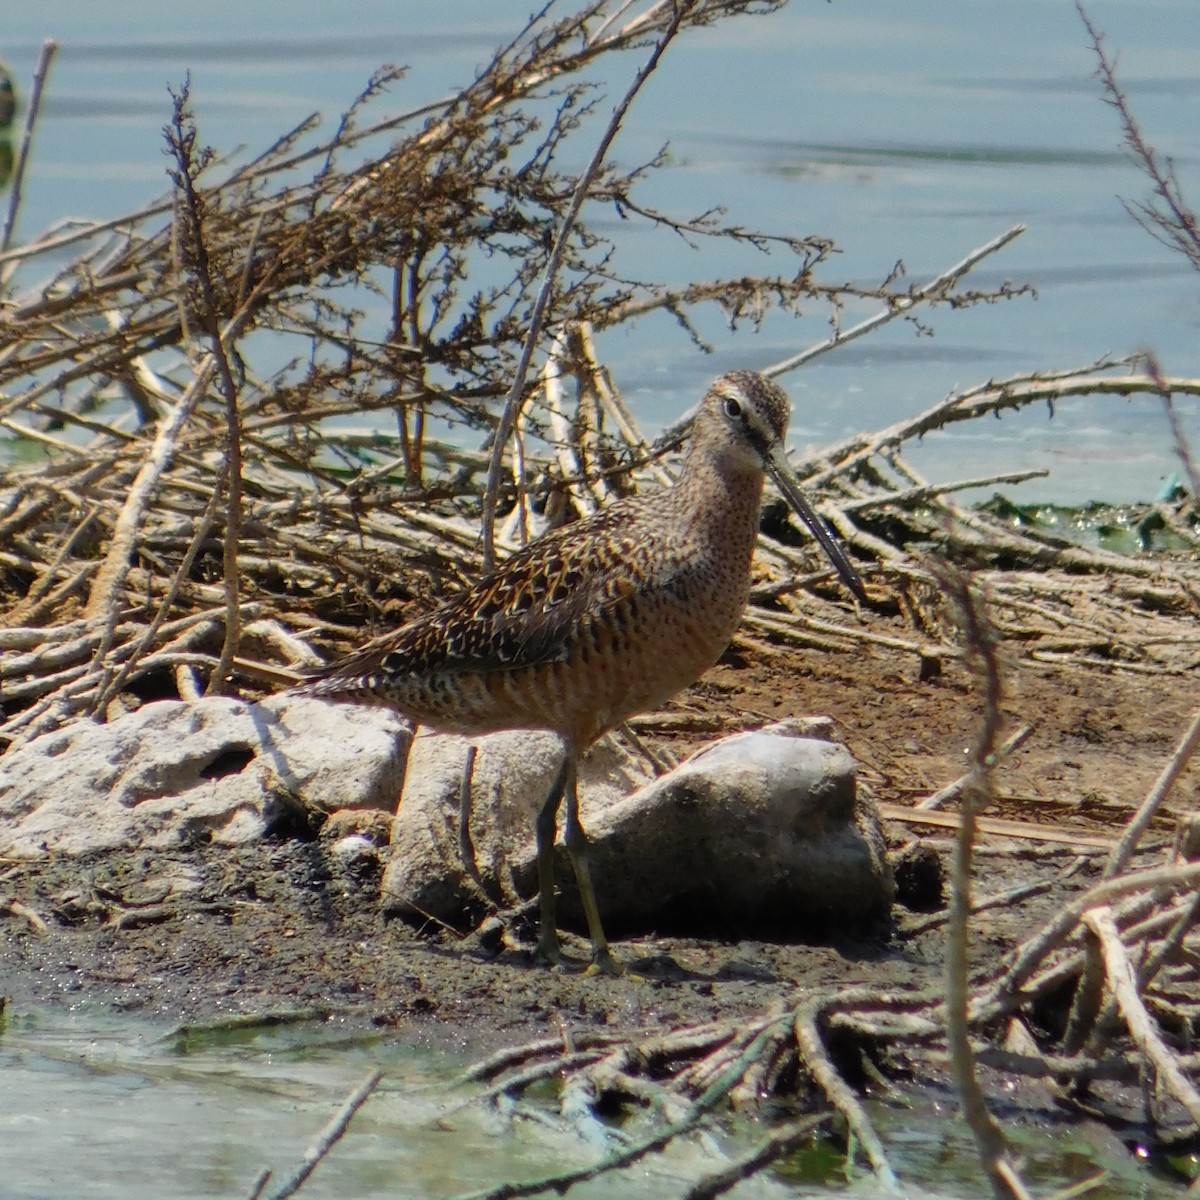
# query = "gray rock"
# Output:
<box><xmin>381</xmin><ymin>722</ymin><xmax>893</xmax><ymax>938</ymax></box>
<box><xmin>382</xmin><ymin>729</ymin><xmax>647</xmax><ymax>923</ymax></box>
<box><xmin>0</xmin><ymin>694</ymin><xmax>410</xmax><ymax>857</ymax></box>
<box><xmin>578</xmin><ymin>726</ymin><xmax>893</xmax><ymax>935</ymax></box>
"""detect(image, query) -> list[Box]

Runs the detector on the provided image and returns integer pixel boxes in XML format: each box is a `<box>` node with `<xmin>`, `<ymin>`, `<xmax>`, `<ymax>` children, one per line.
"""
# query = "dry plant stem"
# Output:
<box><xmin>1082</xmin><ymin>907</ymin><xmax>1200</xmax><ymax>1130</ymax></box>
<box><xmin>261</xmin><ymin>1068</ymin><xmax>383</xmax><ymax>1200</ymax></box>
<box><xmin>801</xmin><ymin>361</ymin><xmax>1199</xmax><ymax>491</ymax></box>
<box><xmin>679</xmin><ymin>1112</ymin><xmax>829</xmax><ymax>1200</ymax></box>
<box><xmin>973</xmin><ymin>860</ymin><xmax>1200</xmax><ymax>1025</ymax></box>
<box><xmin>901</xmin><ymin>879</ymin><xmax>1052</xmax><ymax>937</ymax></box>
<box><xmin>1078</xmin><ymin>2</ymin><xmax>1200</xmax><ymax>273</ymax></box>
<box><xmin>1144</xmin><ymin>350</ymin><xmax>1200</xmax><ymax>502</ymax></box>
<box><xmin>1061</xmin><ymin>927</ymin><xmax>1107</xmax><ymax>1057</ymax></box>
<box><xmin>1136</xmin><ymin>885</ymin><xmax>1200</xmax><ymax>992</ymax></box>
<box><xmin>916</xmin><ymin>722</ymin><xmax>1036</xmax><ymax>811</ymax></box>
<box><xmin>91</xmin><ymin>456</ymin><xmax>229</xmax><ymax>713</ymax></box>
<box><xmin>572</xmin><ymin>320</ymin><xmax>670</xmax><ymax>486</ymax></box>
<box><xmin>1074</xmin><ymin>886</ymin><xmax>1200</xmax><ymax>1085</ymax></box>
<box><xmin>764</xmin><ymin>223</ymin><xmax>1025</xmax><ymax>378</ymax></box>
<box><xmin>0</xmin><ymin>40</ymin><xmax>57</xmax><ymax>259</ymax></box>
<box><xmin>1042</xmin><ymin>1172</ymin><xmax>1112</xmax><ymax>1200</ymax></box>
<box><xmin>641</xmin><ymin>223</ymin><xmax>1033</xmax><ymax>452</ymax></box>
<box><xmin>167</xmin><ymin>87</ymin><xmax>247</xmax><ymax>696</ymax></box>
<box><xmin>449</xmin><ymin>1016</ymin><xmax>792</xmax><ymax>1200</ymax></box>
<box><xmin>1027</xmin><ymin>892</ymin><xmax>1200</xmax><ymax>1012</ymax></box>
<box><xmin>841</xmin><ymin>469</ymin><xmax>1049</xmax><ymax>513</ymax></box>
<box><xmin>457</xmin><ymin>1033</ymin><xmax>619</xmax><ymax>1084</ymax></box>
<box><xmin>1</xmin><ymin>896</ymin><xmax>50</xmax><ymax>936</ymax></box>
<box><xmin>939</xmin><ymin>566</ymin><xmax>1030</xmax><ymax>1200</ymax></box>
<box><xmin>480</xmin><ymin>0</ymin><xmax>694</xmax><ymax>568</ymax></box>
<box><xmin>444</xmin><ymin>1050</ymin><xmax>608</xmax><ymax>1118</ymax></box>
<box><xmin>792</xmin><ymin>997</ymin><xmax>900</xmax><ymax>1191</ymax></box>
<box><xmin>81</xmin><ymin>359</ymin><xmax>215</xmax><ymax>623</ymax></box>
<box><xmin>1103</xmin><ymin>700</ymin><xmax>1200</xmax><ymax>879</ymax></box>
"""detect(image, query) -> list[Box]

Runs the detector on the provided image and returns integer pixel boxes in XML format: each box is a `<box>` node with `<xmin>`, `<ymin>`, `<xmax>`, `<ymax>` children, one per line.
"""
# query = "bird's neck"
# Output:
<box><xmin>669</xmin><ymin>450</ymin><xmax>765</xmax><ymax>554</ymax></box>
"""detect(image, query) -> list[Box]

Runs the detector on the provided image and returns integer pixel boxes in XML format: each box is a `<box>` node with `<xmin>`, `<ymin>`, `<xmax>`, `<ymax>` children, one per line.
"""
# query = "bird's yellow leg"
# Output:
<box><xmin>562</xmin><ymin>761</ymin><xmax>623</xmax><ymax>977</ymax></box>
<box><xmin>534</xmin><ymin>757</ymin><xmax>568</xmax><ymax>965</ymax></box>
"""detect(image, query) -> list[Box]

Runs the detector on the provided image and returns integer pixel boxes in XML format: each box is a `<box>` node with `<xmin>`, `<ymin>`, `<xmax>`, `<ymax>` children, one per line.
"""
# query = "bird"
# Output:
<box><xmin>295</xmin><ymin>371</ymin><xmax>866</xmax><ymax>974</ymax></box>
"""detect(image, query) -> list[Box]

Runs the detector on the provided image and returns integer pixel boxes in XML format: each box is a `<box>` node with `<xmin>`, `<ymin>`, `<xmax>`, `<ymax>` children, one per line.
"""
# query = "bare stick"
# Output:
<box><xmin>82</xmin><ymin>360</ymin><xmax>215</xmax><ymax>621</ymax></box>
<box><xmin>680</xmin><ymin>1112</ymin><xmax>829</xmax><ymax>1200</ymax></box>
<box><xmin>2</xmin><ymin>895</ymin><xmax>50</xmax><ymax>937</ymax></box>
<box><xmin>793</xmin><ymin>997</ymin><xmax>900</xmax><ymax>1191</ymax></box>
<box><xmin>1077</xmin><ymin>3</ymin><xmax>1200</xmax><ymax>271</ymax></box>
<box><xmin>456</xmin><ymin>1030</ymin><xmax>627</xmax><ymax>1084</ymax></box>
<box><xmin>0</xmin><ymin>40</ymin><xmax>57</xmax><ymax>258</ymax></box>
<box><xmin>915</xmin><ymin>723</ymin><xmax>1036</xmax><ymax>811</ymax></box>
<box><xmin>448</xmin><ymin>1015</ymin><xmax>792</xmax><ymax>1200</ymax></box>
<box><xmin>91</xmin><ymin>455</ymin><xmax>229</xmax><ymax>712</ymax></box>
<box><xmin>972</xmin><ymin>860</ymin><xmax>1200</xmax><ymax>1025</ymax></box>
<box><xmin>937</xmin><ymin>565</ymin><xmax>1030</xmax><ymax>1200</ymax></box>
<box><xmin>263</xmin><ymin>1069</ymin><xmax>383</xmax><ymax>1200</ymax></box>
<box><xmin>901</xmin><ymin>879</ymin><xmax>1052</xmax><ymax>936</ymax></box>
<box><xmin>165</xmin><ymin>82</ymin><xmax>247</xmax><ymax>696</ymax></box>
<box><xmin>1143</xmin><ymin>349</ymin><xmax>1200</xmax><ymax>505</ymax></box>
<box><xmin>1083</xmin><ymin>906</ymin><xmax>1200</xmax><ymax>1129</ymax></box>
<box><xmin>800</xmin><ymin>360</ymin><xmax>1176</xmax><ymax>487</ymax></box>
<box><xmin>763</xmin><ymin>224</ymin><xmax>1025</xmax><ymax>377</ymax></box>
<box><xmin>841</xmin><ymin>470</ymin><xmax>1049</xmax><ymax>512</ymax></box>
<box><xmin>1103</xmin><ymin>701</ymin><xmax>1200</xmax><ymax>879</ymax></box>
<box><xmin>480</xmin><ymin>0</ymin><xmax>695</xmax><ymax>569</ymax></box>
<box><xmin>245</xmin><ymin>1168</ymin><xmax>271</xmax><ymax>1200</ymax></box>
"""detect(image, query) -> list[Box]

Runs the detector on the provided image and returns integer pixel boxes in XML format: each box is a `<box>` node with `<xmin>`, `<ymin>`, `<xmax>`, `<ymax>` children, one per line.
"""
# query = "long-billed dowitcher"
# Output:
<box><xmin>297</xmin><ymin>371</ymin><xmax>865</xmax><ymax>974</ymax></box>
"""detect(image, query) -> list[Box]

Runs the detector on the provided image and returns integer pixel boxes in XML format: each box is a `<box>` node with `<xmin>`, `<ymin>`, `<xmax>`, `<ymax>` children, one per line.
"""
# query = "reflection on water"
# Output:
<box><xmin>2</xmin><ymin>1007</ymin><xmax>849</xmax><ymax>1199</ymax></box>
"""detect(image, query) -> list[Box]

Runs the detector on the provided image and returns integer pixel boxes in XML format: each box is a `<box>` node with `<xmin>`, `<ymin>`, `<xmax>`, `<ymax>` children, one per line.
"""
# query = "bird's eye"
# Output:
<box><xmin>723</xmin><ymin>396</ymin><xmax>742</xmax><ymax>420</ymax></box>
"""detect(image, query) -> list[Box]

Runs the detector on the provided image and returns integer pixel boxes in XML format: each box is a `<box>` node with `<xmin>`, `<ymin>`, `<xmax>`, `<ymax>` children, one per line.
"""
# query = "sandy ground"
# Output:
<box><xmin>1</xmin><ymin>602</ymin><xmax>1195</xmax><ymax>1055</ymax></box>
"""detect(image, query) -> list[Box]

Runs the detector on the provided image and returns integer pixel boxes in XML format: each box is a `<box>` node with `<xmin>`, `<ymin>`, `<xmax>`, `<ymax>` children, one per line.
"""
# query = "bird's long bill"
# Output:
<box><xmin>766</xmin><ymin>444</ymin><xmax>868</xmax><ymax>602</ymax></box>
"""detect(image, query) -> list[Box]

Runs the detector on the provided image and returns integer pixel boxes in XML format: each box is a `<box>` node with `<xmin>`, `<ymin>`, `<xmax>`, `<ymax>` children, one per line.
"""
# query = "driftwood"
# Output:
<box><xmin>2</xmin><ymin>2</ymin><xmax>1196</xmax><ymax>755</ymax></box>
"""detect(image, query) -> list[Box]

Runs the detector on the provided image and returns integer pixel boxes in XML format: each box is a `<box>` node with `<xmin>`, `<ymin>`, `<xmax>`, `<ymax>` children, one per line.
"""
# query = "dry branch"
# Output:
<box><xmin>6</xmin><ymin>4</ymin><xmax>1165</xmax><ymax>748</ymax></box>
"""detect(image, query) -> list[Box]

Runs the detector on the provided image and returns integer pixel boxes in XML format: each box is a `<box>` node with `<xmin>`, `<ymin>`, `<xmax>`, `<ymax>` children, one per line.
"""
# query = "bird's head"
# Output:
<box><xmin>694</xmin><ymin>370</ymin><xmax>866</xmax><ymax>602</ymax></box>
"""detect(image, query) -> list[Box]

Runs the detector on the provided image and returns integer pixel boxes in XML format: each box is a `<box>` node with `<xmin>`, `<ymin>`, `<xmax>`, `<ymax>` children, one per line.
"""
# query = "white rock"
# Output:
<box><xmin>328</xmin><ymin>834</ymin><xmax>383</xmax><ymax>872</ymax></box>
<box><xmin>0</xmin><ymin>694</ymin><xmax>410</xmax><ymax>857</ymax></box>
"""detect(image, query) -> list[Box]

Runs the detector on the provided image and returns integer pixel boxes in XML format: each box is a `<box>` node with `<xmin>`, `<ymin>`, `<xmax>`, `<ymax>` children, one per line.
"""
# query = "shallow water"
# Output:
<box><xmin>2</xmin><ymin>1</ymin><xmax>1199</xmax><ymax>502</ymax></box>
<box><xmin>0</xmin><ymin>1008</ymin><xmax>622</xmax><ymax>1200</ymax></box>
<box><xmin>0</xmin><ymin>1006</ymin><xmax>1193</xmax><ymax>1199</ymax></box>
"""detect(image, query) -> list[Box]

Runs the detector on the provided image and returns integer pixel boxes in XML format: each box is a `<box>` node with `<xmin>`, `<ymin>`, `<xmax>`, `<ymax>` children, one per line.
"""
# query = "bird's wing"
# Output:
<box><xmin>308</xmin><ymin>501</ymin><xmax>669</xmax><ymax>685</ymax></box>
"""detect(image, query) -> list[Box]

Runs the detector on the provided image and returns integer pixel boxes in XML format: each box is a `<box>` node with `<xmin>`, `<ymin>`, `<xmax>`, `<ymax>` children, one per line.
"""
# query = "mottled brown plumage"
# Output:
<box><xmin>297</xmin><ymin>371</ymin><xmax>864</xmax><ymax>973</ymax></box>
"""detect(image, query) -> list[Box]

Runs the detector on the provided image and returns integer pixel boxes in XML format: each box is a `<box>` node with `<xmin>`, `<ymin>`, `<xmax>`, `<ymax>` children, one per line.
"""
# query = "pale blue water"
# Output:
<box><xmin>2</xmin><ymin>1</ymin><xmax>1199</xmax><ymax>502</ymax></box>
<box><xmin>0</xmin><ymin>1008</ymin><xmax>1185</xmax><ymax>1199</ymax></box>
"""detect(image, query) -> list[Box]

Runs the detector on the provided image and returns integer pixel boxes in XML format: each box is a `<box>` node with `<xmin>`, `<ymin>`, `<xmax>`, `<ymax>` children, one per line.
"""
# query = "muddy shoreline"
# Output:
<box><xmin>3</xmin><ymin>634</ymin><xmax>1185</xmax><ymax>1055</ymax></box>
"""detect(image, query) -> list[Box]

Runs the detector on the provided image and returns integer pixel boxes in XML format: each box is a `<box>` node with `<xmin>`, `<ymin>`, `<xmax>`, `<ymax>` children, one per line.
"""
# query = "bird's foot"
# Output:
<box><xmin>534</xmin><ymin>930</ymin><xmax>568</xmax><ymax>969</ymax></box>
<box><xmin>585</xmin><ymin>945</ymin><xmax>625</xmax><ymax>978</ymax></box>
